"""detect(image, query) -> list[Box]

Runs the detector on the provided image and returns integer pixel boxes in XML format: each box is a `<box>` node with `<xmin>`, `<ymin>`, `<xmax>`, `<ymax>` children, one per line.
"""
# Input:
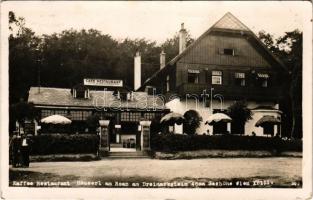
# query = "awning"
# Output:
<box><xmin>205</xmin><ymin>113</ymin><xmax>232</xmax><ymax>125</ymax></box>
<box><xmin>257</xmin><ymin>73</ymin><xmax>269</xmax><ymax>78</ymax></box>
<box><xmin>235</xmin><ymin>72</ymin><xmax>245</xmax><ymax>78</ymax></box>
<box><xmin>160</xmin><ymin>112</ymin><xmax>184</xmax><ymax>125</ymax></box>
<box><xmin>41</xmin><ymin>115</ymin><xmax>72</xmax><ymax>124</ymax></box>
<box><xmin>188</xmin><ymin>69</ymin><xmax>200</xmax><ymax>74</ymax></box>
<box><xmin>255</xmin><ymin>115</ymin><xmax>280</xmax><ymax>127</ymax></box>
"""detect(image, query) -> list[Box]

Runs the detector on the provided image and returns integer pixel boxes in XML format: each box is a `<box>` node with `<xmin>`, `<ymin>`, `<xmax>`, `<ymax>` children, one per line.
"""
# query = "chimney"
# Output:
<box><xmin>179</xmin><ymin>23</ymin><xmax>187</xmax><ymax>54</ymax></box>
<box><xmin>134</xmin><ymin>51</ymin><xmax>141</xmax><ymax>90</ymax></box>
<box><xmin>160</xmin><ymin>50</ymin><xmax>166</xmax><ymax>69</ymax></box>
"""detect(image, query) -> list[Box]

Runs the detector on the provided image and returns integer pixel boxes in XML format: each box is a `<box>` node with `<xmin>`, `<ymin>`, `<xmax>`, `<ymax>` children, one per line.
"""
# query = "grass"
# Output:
<box><xmin>30</xmin><ymin>154</ymin><xmax>98</xmax><ymax>162</ymax></box>
<box><xmin>154</xmin><ymin>150</ymin><xmax>302</xmax><ymax>160</ymax></box>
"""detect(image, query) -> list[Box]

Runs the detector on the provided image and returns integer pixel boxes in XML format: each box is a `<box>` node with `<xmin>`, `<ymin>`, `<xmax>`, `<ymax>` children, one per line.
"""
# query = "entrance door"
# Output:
<box><xmin>120</xmin><ymin>122</ymin><xmax>138</xmax><ymax>150</ymax></box>
<box><xmin>109</xmin><ymin>119</ymin><xmax>116</xmax><ymax>143</ymax></box>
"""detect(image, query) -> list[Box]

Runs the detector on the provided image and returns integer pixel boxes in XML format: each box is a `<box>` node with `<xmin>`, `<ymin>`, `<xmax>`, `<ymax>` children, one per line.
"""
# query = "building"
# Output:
<box><xmin>27</xmin><ymin>12</ymin><xmax>287</xmax><ymax>154</ymax></box>
<box><xmin>27</xmin><ymin>77</ymin><xmax>169</xmax><ymax>151</ymax></box>
<box><xmin>139</xmin><ymin>12</ymin><xmax>287</xmax><ymax>137</ymax></box>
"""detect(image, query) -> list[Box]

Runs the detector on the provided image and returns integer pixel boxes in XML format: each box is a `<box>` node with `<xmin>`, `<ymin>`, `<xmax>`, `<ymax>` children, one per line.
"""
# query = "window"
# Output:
<box><xmin>257</xmin><ymin>73</ymin><xmax>269</xmax><ymax>88</ymax></box>
<box><xmin>212</xmin><ymin>71</ymin><xmax>222</xmax><ymax>85</ymax></box>
<box><xmin>82</xmin><ymin>111</ymin><xmax>92</xmax><ymax>120</ymax></box>
<box><xmin>121</xmin><ymin>112</ymin><xmax>141</xmax><ymax>122</ymax></box>
<box><xmin>144</xmin><ymin>112</ymin><xmax>155</xmax><ymax>120</ymax></box>
<box><xmin>70</xmin><ymin>111</ymin><xmax>83</xmax><ymax>121</ymax></box>
<box><xmin>223</xmin><ymin>48</ymin><xmax>235</xmax><ymax>56</ymax></box>
<box><xmin>41</xmin><ymin>109</ymin><xmax>54</xmax><ymax>118</ymax></box>
<box><xmin>54</xmin><ymin>110</ymin><xmax>68</xmax><ymax>117</ymax></box>
<box><xmin>235</xmin><ymin>72</ymin><xmax>245</xmax><ymax>86</ymax></box>
<box><xmin>187</xmin><ymin>69</ymin><xmax>199</xmax><ymax>83</ymax></box>
<box><xmin>166</xmin><ymin>75</ymin><xmax>170</xmax><ymax>92</ymax></box>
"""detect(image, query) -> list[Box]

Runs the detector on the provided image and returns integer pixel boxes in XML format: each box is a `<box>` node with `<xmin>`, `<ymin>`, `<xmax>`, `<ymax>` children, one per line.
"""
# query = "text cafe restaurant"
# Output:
<box><xmin>27</xmin><ymin>78</ymin><xmax>170</xmax><ymax>153</ymax></box>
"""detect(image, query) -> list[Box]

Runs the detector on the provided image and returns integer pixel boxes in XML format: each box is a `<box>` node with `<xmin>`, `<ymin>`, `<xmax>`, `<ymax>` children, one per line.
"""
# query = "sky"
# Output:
<box><xmin>3</xmin><ymin>1</ymin><xmax>309</xmax><ymax>44</ymax></box>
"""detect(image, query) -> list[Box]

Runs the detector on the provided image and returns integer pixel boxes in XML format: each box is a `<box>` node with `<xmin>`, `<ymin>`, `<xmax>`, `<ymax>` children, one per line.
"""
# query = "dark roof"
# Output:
<box><xmin>140</xmin><ymin>12</ymin><xmax>287</xmax><ymax>90</ymax></box>
<box><xmin>28</xmin><ymin>87</ymin><xmax>167</xmax><ymax>110</ymax></box>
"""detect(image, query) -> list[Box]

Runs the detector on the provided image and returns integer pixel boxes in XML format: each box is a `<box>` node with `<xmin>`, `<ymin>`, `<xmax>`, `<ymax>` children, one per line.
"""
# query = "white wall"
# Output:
<box><xmin>165</xmin><ymin>97</ymin><xmax>281</xmax><ymax>136</ymax></box>
<box><xmin>245</xmin><ymin>109</ymin><xmax>281</xmax><ymax>136</ymax></box>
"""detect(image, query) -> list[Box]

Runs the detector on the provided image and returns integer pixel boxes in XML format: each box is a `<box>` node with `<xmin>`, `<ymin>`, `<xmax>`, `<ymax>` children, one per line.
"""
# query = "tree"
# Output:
<box><xmin>9</xmin><ymin>12</ymin><xmax>40</xmax><ymax>104</ymax></box>
<box><xmin>183</xmin><ymin>110</ymin><xmax>202</xmax><ymax>135</ymax></box>
<box><xmin>258</xmin><ymin>30</ymin><xmax>302</xmax><ymax>138</ymax></box>
<box><xmin>227</xmin><ymin>101</ymin><xmax>252</xmax><ymax>134</ymax></box>
<box><xmin>86</xmin><ymin>113</ymin><xmax>100</xmax><ymax>133</ymax></box>
<box><xmin>10</xmin><ymin>101</ymin><xmax>37</xmax><ymax>134</ymax></box>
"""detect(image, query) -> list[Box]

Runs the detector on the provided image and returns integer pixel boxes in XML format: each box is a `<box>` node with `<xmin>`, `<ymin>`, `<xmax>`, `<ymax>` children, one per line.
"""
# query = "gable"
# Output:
<box><xmin>212</xmin><ymin>12</ymin><xmax>250</xmax><ymax>31</ymax></box>
<box><xmin>179</xmin><ymin>33</ymin><xmax>271</xmax><ymax>68</ymax></box>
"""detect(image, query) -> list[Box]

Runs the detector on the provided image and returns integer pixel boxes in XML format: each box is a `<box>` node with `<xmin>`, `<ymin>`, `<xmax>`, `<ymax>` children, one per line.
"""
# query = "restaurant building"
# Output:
<box><xmin>138</xmin><ymin>12</ymin><xmax>287</xmax><ymax>137</ymax></box>
<box><xmin>27</xmin><ymin>12</ymin><xmax>287</xmax><ymax>154</ymax></box>
<box><xmin>27</xmin><ymin>77</ymin><xmax>169</xmax><ymax>152</ymax></box>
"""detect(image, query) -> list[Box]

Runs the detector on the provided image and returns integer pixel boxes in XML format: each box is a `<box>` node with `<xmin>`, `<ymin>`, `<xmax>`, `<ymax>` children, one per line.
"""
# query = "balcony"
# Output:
<box><xmin>176</xmin><ymin>83</ymin><xmax>284</xmax><ymax>101</ymax></box>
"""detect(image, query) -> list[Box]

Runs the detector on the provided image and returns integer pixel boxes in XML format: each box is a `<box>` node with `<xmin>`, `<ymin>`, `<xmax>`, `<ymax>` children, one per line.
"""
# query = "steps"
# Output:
<box><xmin>110</xmin><ymin>143</ymin><xmax>123</xmax><ymax>148</ymax></box>
<box><xmin>108</xmin><ymin>151</ymin><xmax>150</xmax><ymax>159</ymax></box>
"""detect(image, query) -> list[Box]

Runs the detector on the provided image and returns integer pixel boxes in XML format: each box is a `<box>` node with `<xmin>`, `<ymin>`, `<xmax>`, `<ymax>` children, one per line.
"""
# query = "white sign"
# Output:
<box><xmin>84</xmin><ymin>78</ymin><xmax>123</xmax><ymax>87</ymax></box>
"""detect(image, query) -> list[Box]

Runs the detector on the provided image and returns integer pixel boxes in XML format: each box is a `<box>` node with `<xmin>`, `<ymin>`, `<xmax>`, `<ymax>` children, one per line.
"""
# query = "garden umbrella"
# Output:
<box><xmin>160</xmin><ymin>112</ymin><xmax>184</xmax><ymax>125</ymax></box>
<box><xmin>255</xmin><ymin>115</ymin><xmax>280</xmax><ymax>127</ymax></box>
<box><xmin>41</xmin><ymin>115</ymin><xmax>72</xmax><ymax>125</ymax></box>
<box><xmin>205</xmin><ymin>113</ymin><xmax>232</xmax><ymax>125</ymax></box>
<box><xmin>160</xmin><ymin>112</ymin><xmax>184</xmax><ymax>134</ymax></box>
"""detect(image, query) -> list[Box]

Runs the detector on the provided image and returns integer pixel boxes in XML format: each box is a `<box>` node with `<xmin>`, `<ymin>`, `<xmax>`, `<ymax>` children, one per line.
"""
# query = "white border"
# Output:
<box><xmin>1</xmin><ymin>1</ymin><xmax>312</xmax><ymax>200</ymax></box>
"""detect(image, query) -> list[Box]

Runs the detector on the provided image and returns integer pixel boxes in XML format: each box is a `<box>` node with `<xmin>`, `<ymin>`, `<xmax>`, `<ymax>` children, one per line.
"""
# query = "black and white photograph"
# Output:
<box><xmin>0</xmin><ymin>1</ymin><xmax>312</xmax><ymax>199</ymax></box>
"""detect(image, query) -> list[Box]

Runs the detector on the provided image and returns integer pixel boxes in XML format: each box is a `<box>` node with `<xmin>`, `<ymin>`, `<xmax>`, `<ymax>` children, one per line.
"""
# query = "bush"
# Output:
<box><xmin>30</xmin><ymin>133</ymin><xmax>99</xmax><ymax>155</ymax></box>
<box><xmin>183</xmin><ymin>110</ymin><xmax>202</xmax><ymax>135</ymax></box>
<box><xmin>151</xmin><ymin>134</ymin><xmax>302</xmax><ymax>153</ymax></box>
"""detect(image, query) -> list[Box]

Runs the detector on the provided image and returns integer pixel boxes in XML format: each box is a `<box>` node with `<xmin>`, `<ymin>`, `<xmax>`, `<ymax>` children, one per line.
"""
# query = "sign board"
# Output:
<box><xmin>84</xmin><ymin>78</ymin><xmax>123</xmax><ymax>87</ymax></box>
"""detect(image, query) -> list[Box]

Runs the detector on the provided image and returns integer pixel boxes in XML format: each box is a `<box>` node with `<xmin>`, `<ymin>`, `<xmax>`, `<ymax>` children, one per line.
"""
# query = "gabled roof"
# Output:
<box><xmin>140</xmin><ymin>12</ymin><xmax>287</xmax><ymax>90</ymax></box>
<box><xmin>212</xmin><ymin>12</ymin><xmax>250</xmax><ymax>31</ymax></box>
<box><xmin>28</xmin><ymin>87</ymin><xmax>167</xmax><ymax>110</ymax></box>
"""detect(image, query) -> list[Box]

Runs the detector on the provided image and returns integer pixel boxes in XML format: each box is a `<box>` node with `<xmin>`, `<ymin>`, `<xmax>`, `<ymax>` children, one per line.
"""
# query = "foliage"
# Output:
<box><xmin>183</xmin><ymin>110</ymin><xmax>202</xmax><ymax>135</ymax></box>
<box><xmin>151</xmin><ymin>134</ymin><xmax>302</xmax><ymax>152</ymax></box>
<box><xmin>30</xmin><ymin>133</ymin><xmax>99</xmax><ymax>155</ymax></box>
<box><xmin>86</xmin><ymin>113</ymin><xmax>100</xmax><ymax>133</ymax></box>
<box><xmin>161</xmin><ymin>31</ymin><xmax>194</xmax><ymax>62</ymax></box>
<box><xmin>9</xmin><ymin>12</ymin><xmax>40</xmax><ymax>103</ymax></box>
<box><xmin>227</xmin><ymin>101</ymin><xmax>252</xmax><ymax>134</ymax></box>
<box><xmin>10</xmin><ymin>101</ymin><xmax>36</xmax><ymax>124</ymax></box>
<box><xmin>258</xmin><ymin>30</ymin><xmax>302</xmax><ymax>138</ymax></box>
<box><xmin>9</xmin><ymin>12</ymin><xmax>195</xmax><ymax>107</ymax></box>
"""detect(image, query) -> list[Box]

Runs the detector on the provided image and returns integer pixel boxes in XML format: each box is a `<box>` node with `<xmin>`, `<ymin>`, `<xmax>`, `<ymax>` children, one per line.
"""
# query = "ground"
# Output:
<box><xmin>10</xmin><ymin>157</ymin><xmax>302</xmax><ymax>188</ymax></box>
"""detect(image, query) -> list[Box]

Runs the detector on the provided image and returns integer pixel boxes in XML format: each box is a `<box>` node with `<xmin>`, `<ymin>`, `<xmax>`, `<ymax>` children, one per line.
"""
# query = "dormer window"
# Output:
<box><xmin>113</xmin><ymin>87</ymin><xmax>132</xmax><ymax>101</ymax></box>
<box><xmin>145</xmin><ymin>86</ymin><xmax>156</xmax><ymax>95</ymax></box>
<box><xmin>127</xmin><ymin>92</ymin><xmax>134</xmax><ymax>101</ymax></box>
<box><xmin>72</xmin><ymin>84</ymin><xmax>90</xmax><ymax>99</ymax></box>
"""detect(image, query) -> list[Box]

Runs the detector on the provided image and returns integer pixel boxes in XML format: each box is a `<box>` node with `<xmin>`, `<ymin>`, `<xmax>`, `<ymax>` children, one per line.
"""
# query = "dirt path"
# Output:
<box><xmin>11</xmin><ymin>157</ymin><xmax>301</xmax><ymax>182</ymax></box>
